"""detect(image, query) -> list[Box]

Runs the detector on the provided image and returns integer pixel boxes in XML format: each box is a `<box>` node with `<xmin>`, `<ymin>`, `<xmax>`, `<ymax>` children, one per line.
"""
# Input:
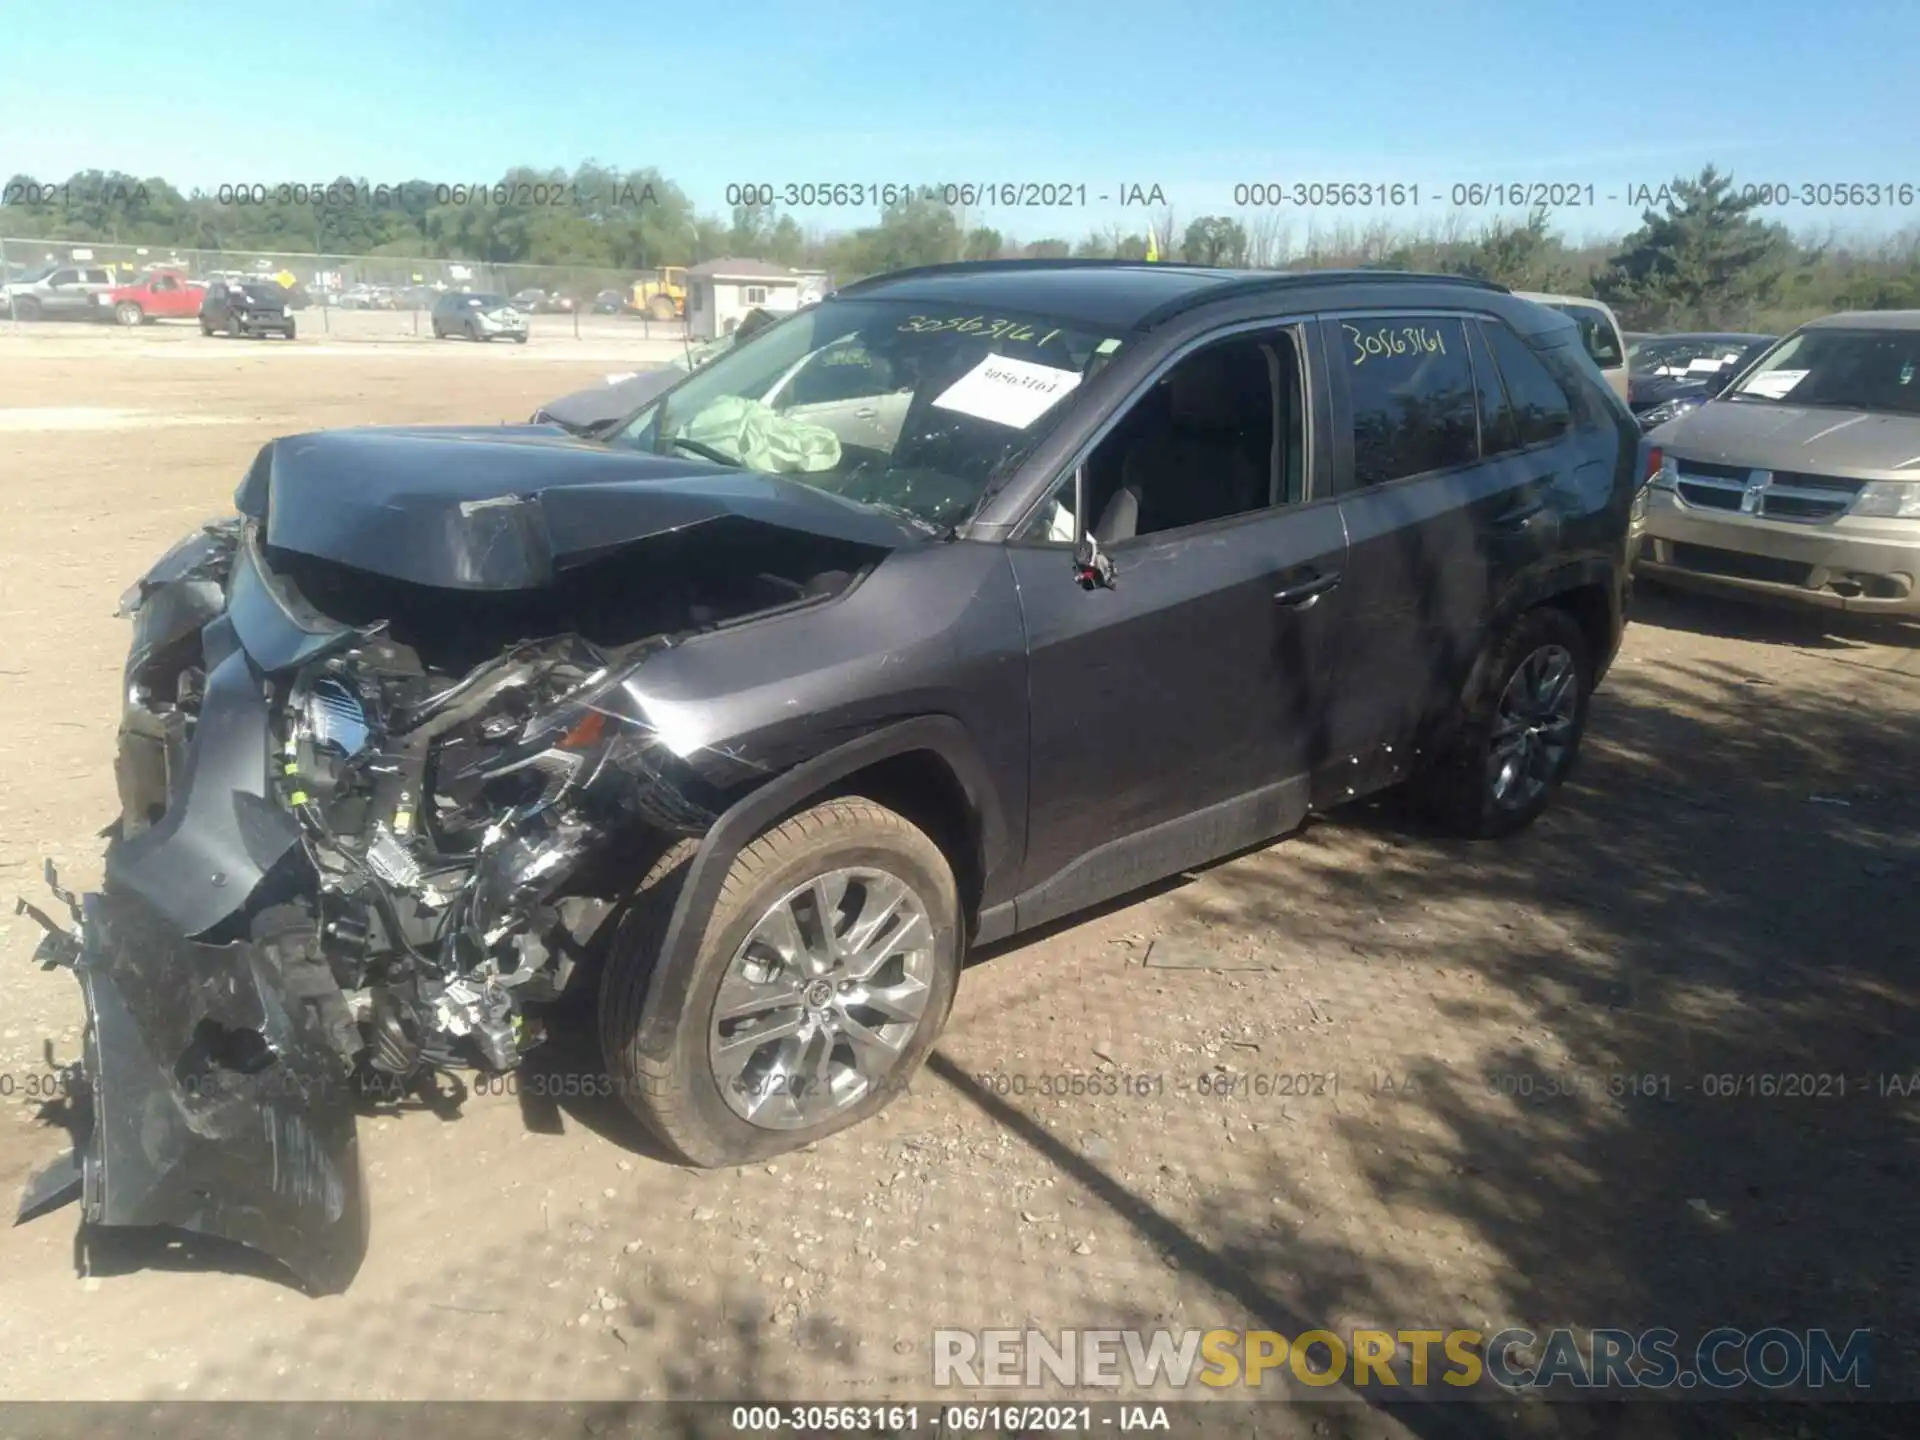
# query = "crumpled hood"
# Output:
<box><xmin>1662</xmin><ymin>400</ymin><xmax>1920</xmax><ymax>479</ymax></box>
<box><xmin>534</xmin><ymin>368</ymin><xmax>683</xmax><ymax>432</ymax></box>
<box><xmin>233</xmin><ymin>425</ymin><xmax>922</xmax><ymax>590</ymax></box>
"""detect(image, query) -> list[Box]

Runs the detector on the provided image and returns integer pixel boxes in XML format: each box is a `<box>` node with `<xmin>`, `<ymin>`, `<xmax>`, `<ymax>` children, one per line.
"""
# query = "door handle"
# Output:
<box><xmin>1492</xmin><ymin>497</ymin><xmax>1548</xmax><ymax>530</ymax></box>
<box><xmin>854</xmin><ymin>407</ymin><xmax>878</xmax><ymax>419</ymax></box>
<box><xmin>1273</xmin><ymin>570</ymin><xmax>1342</xmax><ymax>607</ymax></box>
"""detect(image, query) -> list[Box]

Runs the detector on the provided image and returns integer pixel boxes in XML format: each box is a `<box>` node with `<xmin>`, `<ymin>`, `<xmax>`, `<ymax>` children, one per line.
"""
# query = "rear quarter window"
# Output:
<box><xmin>1479</xmin><ymin>320</ymin><xmax>1575</xmax><ymax>445</ymax></box>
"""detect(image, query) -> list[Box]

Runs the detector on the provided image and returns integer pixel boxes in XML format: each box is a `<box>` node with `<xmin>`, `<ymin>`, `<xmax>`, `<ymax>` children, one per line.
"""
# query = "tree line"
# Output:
<box><xmin>5</xmin><ymin>163</ymin><xmax>1919</xmax><ymax>332</ymax></box>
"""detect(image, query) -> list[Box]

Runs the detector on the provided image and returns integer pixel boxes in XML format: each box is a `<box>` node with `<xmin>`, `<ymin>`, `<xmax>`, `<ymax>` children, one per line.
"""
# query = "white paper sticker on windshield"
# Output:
<box><xmin>1686</xmin><ymin>357</ymin><xmax>1725</xmax><ymax>373</ymax></box>
<box><xmin>932</xmin><ymin>354</ymin><xmax>1082</xmax><ymax>429</ymax></box>
<box><xmin>1742</xmin><ymin>369</ymin><xmax>1808</xmax><ymax>399</ymax></box>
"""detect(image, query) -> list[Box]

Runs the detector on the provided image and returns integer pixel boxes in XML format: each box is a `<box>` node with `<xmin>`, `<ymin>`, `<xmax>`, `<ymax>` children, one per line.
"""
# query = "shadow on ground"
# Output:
<box><xmin>1135</xmin><ymin>590</ymin><xmax>1918</xmax><ymax>1435</ymax></box>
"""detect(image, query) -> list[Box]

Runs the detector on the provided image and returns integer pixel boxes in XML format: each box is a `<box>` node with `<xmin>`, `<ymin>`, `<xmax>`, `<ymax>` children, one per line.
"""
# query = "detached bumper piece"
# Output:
<box><xmin>17</xmin><ymin>876</ymin><xmax>369</xmax><ymax>1295</ymax></box>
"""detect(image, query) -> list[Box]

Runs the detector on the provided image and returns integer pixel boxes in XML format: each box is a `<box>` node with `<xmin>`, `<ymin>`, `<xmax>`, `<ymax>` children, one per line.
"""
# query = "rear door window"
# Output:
<box><xmin>1328</xmin><ymin>315</ymin><xmax>1478</xmax><ymax>489</ymax></box>
<box><xmin>1479</xmin><ymin>321</ymin><xmax>1574</xmax><ymax>446</ymax></box>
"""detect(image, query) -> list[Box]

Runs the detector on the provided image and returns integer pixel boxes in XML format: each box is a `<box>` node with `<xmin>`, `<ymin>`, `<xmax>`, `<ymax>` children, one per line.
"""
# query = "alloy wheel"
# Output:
<box><xmin>1487</xmin><ymin>643</ymin><xmax>1579</xmax><ymax>809</ymax></box>
<box><xmin>708</xmin><ymin>867</ymin><xmax>936</xmax><ymax>1130</ymax></box>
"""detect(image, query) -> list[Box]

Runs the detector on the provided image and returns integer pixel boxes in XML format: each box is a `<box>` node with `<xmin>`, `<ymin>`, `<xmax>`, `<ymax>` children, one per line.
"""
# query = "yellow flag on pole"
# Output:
<box><xmin>1145</xmin><ymin>229</ymin><xmax>1160</xmax><ymax>263</ymax></box>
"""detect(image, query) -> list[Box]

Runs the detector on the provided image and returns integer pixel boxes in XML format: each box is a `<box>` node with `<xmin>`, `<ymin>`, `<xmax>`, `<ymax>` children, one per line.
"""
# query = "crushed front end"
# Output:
<box><xmin>17</xmin><ymin>515</ymin><xmax>777</xmax><ymax>1293</ymax></box>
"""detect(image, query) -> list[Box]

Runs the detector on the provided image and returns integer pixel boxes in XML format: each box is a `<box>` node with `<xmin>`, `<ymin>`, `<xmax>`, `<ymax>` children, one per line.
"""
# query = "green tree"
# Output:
<box><xmin>1181</xmin><ymin>215</ymin><xmax>1248</xmax><ymax>267</ymax></box>
<box><xmin>962</xmin><ymin>226</ymin><xmax>1004</xmax><ymax>261</ymax></box>
<box><xmin>827</xmin><ymin>196</ymin><xmax>964</xmax><ymax>280</ymax></box>
<box><xmin>1595</xmin><ymin>166</ymin><xmax>1796</xmax><ymax>330</ymax></box>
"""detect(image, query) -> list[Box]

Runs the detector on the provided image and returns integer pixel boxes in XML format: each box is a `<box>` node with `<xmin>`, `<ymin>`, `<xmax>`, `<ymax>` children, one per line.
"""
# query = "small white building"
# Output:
<box><xmin>685</xmin><ymin>258</ymin><xmax>805</xmax><ymax>340</ymax></box>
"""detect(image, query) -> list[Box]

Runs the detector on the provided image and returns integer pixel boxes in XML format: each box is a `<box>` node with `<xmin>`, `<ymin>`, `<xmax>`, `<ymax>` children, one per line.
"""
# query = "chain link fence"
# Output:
<box><xmin>0</xmin><ymin>236</ymin><xmax>696</xmax><ymax>341</ymax></box>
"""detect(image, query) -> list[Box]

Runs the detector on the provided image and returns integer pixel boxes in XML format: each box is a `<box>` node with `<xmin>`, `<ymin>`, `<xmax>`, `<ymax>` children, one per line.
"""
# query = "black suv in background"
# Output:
<box><xmin>36</xmin><ymin>262</ymin><xmax>1637</xmax><ymax>1294</ymax></box>
<box><xmin>198</xmin><ymin>279</ymin><xmax>296</xmax><ymax>339</ymax></box>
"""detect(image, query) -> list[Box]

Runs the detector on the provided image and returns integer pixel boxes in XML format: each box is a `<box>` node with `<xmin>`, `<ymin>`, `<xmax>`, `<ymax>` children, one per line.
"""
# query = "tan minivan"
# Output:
<box><xmin>1516</xmin><ymin>292</ymin><xmax>1630</xmax><ymax>404</ymax></box>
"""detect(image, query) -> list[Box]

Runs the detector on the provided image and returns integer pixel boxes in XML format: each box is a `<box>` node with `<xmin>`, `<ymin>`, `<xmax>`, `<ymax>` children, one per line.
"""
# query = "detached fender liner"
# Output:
<box><xmin>61</xmin><ymin>886</ymin><xmax>369</xmax><ymax>1295</ymax></box>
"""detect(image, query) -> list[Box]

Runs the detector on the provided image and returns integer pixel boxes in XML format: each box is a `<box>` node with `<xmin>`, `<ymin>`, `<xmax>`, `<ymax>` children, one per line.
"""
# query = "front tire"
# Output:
<box><xmin>1407</xmin><ymin>606</ymin><xmax>1592</xmax><ymax>839</ymax></box>
<box><xmin>14</xmin><ymin>297</ymin><xmax>42</xmax><ymax>322</ymax></box>
<box><xmin>599</xmin><ymin>799</ymin><xmax>961</xmax><ymax>1167</ymax></box>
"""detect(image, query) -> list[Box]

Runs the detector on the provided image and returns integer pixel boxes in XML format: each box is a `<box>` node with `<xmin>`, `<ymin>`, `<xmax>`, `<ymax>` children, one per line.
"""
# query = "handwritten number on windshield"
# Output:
<box><xmin>1344</xmin><ymin>323</ymin><xmax>1447</xmax><ymax>365</ymax></box>
<box><xmin>899</xmin><ymin>315</ymin><xmax>1063</xmax><ymax>347</ymax></box>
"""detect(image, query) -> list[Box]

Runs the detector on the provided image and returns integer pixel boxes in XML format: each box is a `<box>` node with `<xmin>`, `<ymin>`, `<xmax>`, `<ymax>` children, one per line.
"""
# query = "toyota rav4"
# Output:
<box><xmin>20</xmin><ymin>261</ymin><xmax>1637</xmax><ymax>1294</ymax></box>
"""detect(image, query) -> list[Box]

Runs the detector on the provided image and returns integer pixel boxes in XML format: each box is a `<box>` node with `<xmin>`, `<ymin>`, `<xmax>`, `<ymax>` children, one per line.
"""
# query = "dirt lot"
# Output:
<box><xmin>0</xmin><ymin>330</ymin><xmax>1915</xmax><ymax>1436</ymax></box>
<box><xmin>1</xmin><ymin>304</ymin><xmax>692</xmax><ymax>355</ymax></box>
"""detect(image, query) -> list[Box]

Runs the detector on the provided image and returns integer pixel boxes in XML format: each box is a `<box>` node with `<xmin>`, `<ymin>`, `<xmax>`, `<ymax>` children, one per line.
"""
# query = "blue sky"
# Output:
<box><xmin>3</xmin><ymin>0</ymin><xmax>1919</xmax><ymax>244</ymax></box>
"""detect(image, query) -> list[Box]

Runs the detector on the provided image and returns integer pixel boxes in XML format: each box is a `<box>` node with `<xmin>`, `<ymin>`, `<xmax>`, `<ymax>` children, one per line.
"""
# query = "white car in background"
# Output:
<box><xmin>1516</xmin><ymin>291</ymin><xmax>1631</xmax><ymax>404</ymax></box>
<box><xmin>2</xmin><ymin>263</ymin><xmax>116</xmax><ymax>321</ymax></box>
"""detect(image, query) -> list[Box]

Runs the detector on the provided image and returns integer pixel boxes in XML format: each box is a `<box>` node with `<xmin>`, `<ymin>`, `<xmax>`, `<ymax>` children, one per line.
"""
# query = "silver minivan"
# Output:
<box><xmin>1636</xmin><ymin>311</ymin><xmax>1920</xmax><ymax>616</ymax></box>
<box><xmin>1517</xmin><ymin>291</ymin><xmax>1630</xmax><ymax>404</ymax></box>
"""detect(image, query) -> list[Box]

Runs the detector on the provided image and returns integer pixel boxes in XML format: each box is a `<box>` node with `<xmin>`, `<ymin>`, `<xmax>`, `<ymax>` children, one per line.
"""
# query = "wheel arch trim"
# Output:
<box><xmin>631</xmin><ymin>716</ymin><xmax>1005</xmax><ymax>1057</ymax></box>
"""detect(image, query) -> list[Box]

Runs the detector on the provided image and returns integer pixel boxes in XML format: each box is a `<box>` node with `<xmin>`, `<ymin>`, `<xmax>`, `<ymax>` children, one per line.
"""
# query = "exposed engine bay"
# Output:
<box><xmin>113</xmin><ymin>514</ymin><xmax>866</xmax><ymax>1097</ymax></box>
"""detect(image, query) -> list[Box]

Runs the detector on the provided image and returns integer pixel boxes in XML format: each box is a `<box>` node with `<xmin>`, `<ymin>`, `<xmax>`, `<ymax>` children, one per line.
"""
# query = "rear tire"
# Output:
<box><xmin>647</xmin><ymin>295</ymin><xmax>676</xmax><ymax>321</ymax></box>
<box><xmin>116</xmin><ymin>302</ymin><xmax>144</xmax><ymax>327</ymax></box>
<box><xmin>1406</xmin><ymin>606</ymin><xmax>1593</xmax><ymax>839</ymax></box>
<box><xmin>599</xmin><ymin>798</ymin><xmax>962</xmax><ymax>1168</ymax></box>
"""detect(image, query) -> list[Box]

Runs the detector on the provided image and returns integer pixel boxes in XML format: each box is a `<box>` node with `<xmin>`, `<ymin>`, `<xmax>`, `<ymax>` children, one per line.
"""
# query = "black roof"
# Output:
<box><xmin>833</xmin><ymin>260</ymin><xmax>1509</xmax><ymax>333</ymax></box>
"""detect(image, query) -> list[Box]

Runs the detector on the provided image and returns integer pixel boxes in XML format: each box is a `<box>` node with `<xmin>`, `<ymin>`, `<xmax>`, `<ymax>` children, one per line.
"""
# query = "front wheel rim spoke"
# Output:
<box><xmin>714</xmin><ymin>973</ymin><xmax>804</xmax><ymax>1024</ymax></box>
<box><xmin>849</xmin><ymin>909</ymin><xmax>931</xmax><ymax>980</ymax></box>
<box><xmin>840</xmin><ymin>1012</ymin><xmax>904</xmax><ymax>1072</ymax></box>
<box><xmin>851</xmin><ymin>976</ymin><xmax>929</xmax><ymax>1026</ymax></box>
<box><xmin>713</xmin><ymin>865</ymin><xmax>935</xmax><ymax>1130</ymax></box>
<box><xmin>840</xmin><ymin>875</ymin><xmax>907</xmax><ymax>957</ymax></box>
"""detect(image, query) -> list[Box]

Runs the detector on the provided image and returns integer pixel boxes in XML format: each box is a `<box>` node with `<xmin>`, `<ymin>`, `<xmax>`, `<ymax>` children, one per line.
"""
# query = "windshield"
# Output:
<box><xmin>236</xmin><ymin>284</ymin><xmax>284</xmax><ymax>303</ymax></box>
<box><xmin>606</xmin><ymin>298</ymin><xmax>1125</xmax><ymax>528</ymax></box>
<box><xmin>1549</xmin><ymin>303</ymin><xmax>1625</xmax><ymax>368</ymax></box>
<box><xmin>1631</xmin><ymin>337</ymin><xmax>1767</xmax><ymax>377</ymax></box>
<box><xmin>469</xmin><ymin>293</ymin><xmax>510</xmax><ymax>309</ymax></box>
<box><xmin>670</xmin><ymin>333</ymin><xmax>740</xmax><ymax>373</ymax></box>
<box><xmin>9</xmin><ymin>264</ymin><xmax>57</xmax><ymax>285</ymax></box>
<box><xmin>1725</xmin><ymin>327</ymin><xmax>1920</xmax><ymax>414</ymax></box>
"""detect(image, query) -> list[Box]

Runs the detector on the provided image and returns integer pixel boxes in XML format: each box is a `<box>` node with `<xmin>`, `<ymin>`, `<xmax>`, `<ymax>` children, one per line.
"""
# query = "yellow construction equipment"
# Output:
<box><xmin>629</xmin><ymin>266</ymin><xmax>687</xmax><ymax>320</ymax></box>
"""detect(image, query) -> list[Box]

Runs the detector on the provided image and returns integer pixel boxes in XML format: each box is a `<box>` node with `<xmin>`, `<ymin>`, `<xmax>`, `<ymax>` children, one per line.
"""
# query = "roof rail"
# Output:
<box><xmin>830</xmin><ymin>259</ymin><xmax>1510</xmax><ymax>325</ymax></box>
<box><xmin>831</xmin><ymin>257</ymin><xmax>1211</xmax><ymax>294</ymax></box>
<box><xmin>1131</xmin><ymin>268</ymin><xmax>1510</xmax><ymax>329</ymax></box>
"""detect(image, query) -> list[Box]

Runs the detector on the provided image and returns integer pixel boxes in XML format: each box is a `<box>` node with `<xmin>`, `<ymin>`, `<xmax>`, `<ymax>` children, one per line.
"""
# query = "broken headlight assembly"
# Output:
<box><xmin>270</xmin><ymin>639</ymin><xmax>703</xmax><ymax>1087</ymax></box>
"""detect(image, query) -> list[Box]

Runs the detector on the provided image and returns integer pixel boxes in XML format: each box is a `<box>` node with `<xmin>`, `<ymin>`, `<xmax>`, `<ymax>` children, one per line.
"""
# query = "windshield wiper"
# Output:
<box><xmin>857</xmin><ymin>499</ymin><xmax>955</xmax><ymax>541</ymax></box>
<box><xmin>669</xmin><ymin>436</ymin><xmax>742</xmax><ymax>466</ymax></box>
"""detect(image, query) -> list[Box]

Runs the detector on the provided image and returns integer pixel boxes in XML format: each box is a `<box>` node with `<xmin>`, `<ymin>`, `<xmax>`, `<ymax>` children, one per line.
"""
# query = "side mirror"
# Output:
<box><xmin>1704</xmin><ymin>369</ymin><xmax>1734</xmax><ymax>396</ymax></box>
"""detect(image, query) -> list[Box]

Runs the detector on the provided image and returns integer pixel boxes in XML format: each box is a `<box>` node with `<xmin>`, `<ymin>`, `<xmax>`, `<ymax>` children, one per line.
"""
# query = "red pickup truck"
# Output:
<box><xmin>101</xmin><ymin>270</ymin><xmax>206</xmax><ymax>326</ymax></box>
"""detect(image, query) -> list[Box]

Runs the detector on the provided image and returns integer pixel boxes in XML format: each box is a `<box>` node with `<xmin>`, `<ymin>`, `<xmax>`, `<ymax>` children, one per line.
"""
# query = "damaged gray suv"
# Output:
<box><xmin>20</xmin><ymin>262</ymin><xmax>1637</xmax><ymax>1294</ymax></box>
